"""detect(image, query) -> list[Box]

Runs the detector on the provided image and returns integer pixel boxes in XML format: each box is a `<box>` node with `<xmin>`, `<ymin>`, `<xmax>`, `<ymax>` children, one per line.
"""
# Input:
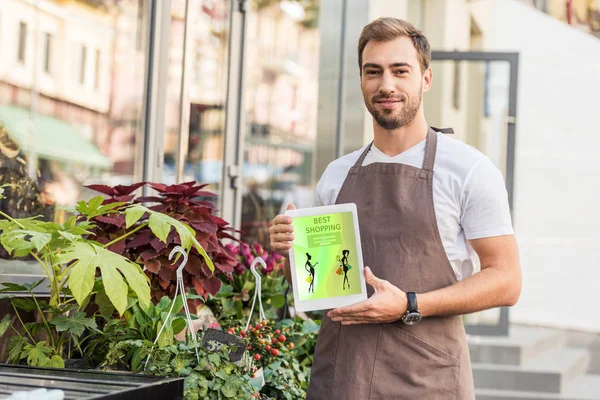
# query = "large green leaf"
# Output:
<box><xmin>22</xmin><ymin>341</ymin><xmax>53</xmax><ymax>367</ymax></box>
<box><xmin>11</xmin><ymin>298</ymin><xmax>39</xmax><ymax>311</ymax></box>
<box><xmin>8</xmin><ymin>336</ymin><xmax>25</xmax><ymax>363</ymax></box>
<box><xmin>171</xmin><ymin>318</ymin><xmax>186</xmax><ymax>335</ymax></box>
<box><xmin>95</xmin><ymin>291</ymin><xmax>116</xmax><ymax>319</ymax></box>
<box><xmin>76</xmin><ymin>196</ymin><xmax>125</xmax><ymax>220</ymax></box>
<box><xmin>125</xmin><ymin>206</ymin><xmax>146</xmax><ymax>229</ymax></box>
<box><xmin>125</xmin><ymin>205</ymin><xmax>214</xmax><ymax>272</ymax></box>
<box><xmin>221</xmin><ymin>378</ymin><xmax>240</xmax><ymax>398</ymax></box>
<box><xmin>1</xmin><ymin>229</ymin><xmax>51</xmax><ymax>256</ymax></box>
<box><xmin>0</xmin><ymin>314</ymin><xmax>11</xmax><ymax>338</ymax></box>
<box><xmin>50</xmin><ymin>311</ymin><xmax>97</xmax><ymax>337</ymax></box>
<box><xmin>271</xmin><ymin>294</ymin><xmax>286</xmax><ymax>309</ymax></box>
<box><xmin>58</xmin><ymin>242</ymin><xmax>150</xmax><ymax>315</ymax></box>
<box><xmin>49</xmin><ymin>355</ymin><xmax>65</xmax><ymax>368</ymax></box>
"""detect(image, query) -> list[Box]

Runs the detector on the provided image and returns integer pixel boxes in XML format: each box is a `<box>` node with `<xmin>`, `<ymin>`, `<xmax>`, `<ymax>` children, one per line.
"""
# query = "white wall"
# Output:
<box><xmin>490</xmin><ymin>0</ymin><xmax>600</xmax><ymax>332</ymax></box>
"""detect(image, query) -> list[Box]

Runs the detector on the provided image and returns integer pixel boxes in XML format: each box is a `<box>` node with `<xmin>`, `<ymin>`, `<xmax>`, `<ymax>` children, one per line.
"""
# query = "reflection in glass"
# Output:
<box><xmin>240</xmin><ymin>0</ymin><xmax>320</xmax><ymax>248</ymax></box>
<box><xmin>163</xmin><ymin>0</ymin><xmax>229</xmax><ymax>202</ymax></box>
<box><xmin>0</xmin><ymin>0</ymin><xmax>148</xmax><ymax>225</ymax></box>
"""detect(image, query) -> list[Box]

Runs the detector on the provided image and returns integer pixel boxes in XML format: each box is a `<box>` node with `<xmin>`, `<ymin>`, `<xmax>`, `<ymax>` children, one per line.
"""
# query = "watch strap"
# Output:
<box><xmin>406</xmin><ymin>292</ymin><xmax>418</xmax><ymax>312</ymax></box>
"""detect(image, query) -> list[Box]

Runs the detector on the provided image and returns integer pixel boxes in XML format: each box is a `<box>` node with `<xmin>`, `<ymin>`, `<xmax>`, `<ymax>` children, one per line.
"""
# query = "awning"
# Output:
<box><xmin>0</xmin><ymin>105</ymin><xmax>112</xmax><ymax>169</ymax></box>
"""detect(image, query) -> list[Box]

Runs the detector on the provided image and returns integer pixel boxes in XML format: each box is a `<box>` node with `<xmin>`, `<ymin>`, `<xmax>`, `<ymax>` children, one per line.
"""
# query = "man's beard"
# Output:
<box><xmin>365</xmin><ymin>87</ymin><xmax>422</xmax><ymax>130</ymax></box>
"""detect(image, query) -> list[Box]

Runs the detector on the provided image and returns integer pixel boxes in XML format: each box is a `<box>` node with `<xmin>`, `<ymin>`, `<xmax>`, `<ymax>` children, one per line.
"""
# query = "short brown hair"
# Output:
<box><xmin>358</xmin><ymin>18</ymin><xmax>431</xmax><ymax>74</ymax></box>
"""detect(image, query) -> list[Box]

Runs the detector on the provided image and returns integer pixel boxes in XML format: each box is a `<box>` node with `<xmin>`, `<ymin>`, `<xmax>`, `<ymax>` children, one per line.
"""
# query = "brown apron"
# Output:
<box><xmin>306</xmin><ymin>128</ymin><xmax>475</xmax><ymax>400</ymax></box>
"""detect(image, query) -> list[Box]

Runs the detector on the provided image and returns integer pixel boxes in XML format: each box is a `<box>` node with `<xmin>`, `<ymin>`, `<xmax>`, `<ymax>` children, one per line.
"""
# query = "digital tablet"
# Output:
<box><xmin>285</xmin><ymin>203</ymin><xmax>367</xmax><ymax>312</ymax></box>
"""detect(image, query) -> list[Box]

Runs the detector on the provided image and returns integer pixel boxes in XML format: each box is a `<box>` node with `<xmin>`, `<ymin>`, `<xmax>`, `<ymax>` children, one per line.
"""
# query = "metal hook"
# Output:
<box><xmin>169</xmin><ymin>246</ymin><xmax>188</xmax><ymax>278</ymax></box>
<box><xmin>250</xmin><ymin>257</ymin><xmax>266</xmax><ymax>279</ymax></box>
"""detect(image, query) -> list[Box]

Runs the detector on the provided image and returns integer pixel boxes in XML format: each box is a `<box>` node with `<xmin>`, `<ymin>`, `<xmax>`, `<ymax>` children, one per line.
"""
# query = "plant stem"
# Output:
<box><xmin>11</xmin><ymin>301</ymin><xmax>35</xmax><ymax>343</ymax></box>
<box><xmin>30</xmin><ymin>291</ymin><xmax>55</xmax><ymax>349</ymax></box>
<box><xmin>0</xmin><ymin>210</ymin><xmax>25</xmax><ymax>228</ymax></box>
<box><xmin>73</xmin><ymin>335</ymin><xmax>84</xmax><ymax>357</ymax></box>
<box><xmin>30</xmin><ymin>252</ymin><xmax>52</xmax><ymax>286</ymax></box>
<box><xmin>10</xmin><ymin>324</ymin><xmax>25</xmax><ymax>340</ymax></box>
<box><xmin>103</xmin><ymin>222</ymin><xmax>148</xmax><ymax>249</ymax></box>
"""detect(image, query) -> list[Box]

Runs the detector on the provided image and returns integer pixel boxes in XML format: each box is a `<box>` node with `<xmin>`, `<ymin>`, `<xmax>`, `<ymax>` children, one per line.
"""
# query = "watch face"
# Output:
<box><xmin>403</xmin><ymin>312</ymin><xmax>421</xmax><ymax>325</ymax></box>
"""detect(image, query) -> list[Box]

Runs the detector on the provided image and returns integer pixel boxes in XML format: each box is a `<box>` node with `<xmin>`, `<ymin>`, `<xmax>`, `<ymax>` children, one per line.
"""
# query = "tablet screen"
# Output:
<box><xmin>291</xmin><ymin>211</ymin><xmax>362</xmax><ymax>301</ymax></box>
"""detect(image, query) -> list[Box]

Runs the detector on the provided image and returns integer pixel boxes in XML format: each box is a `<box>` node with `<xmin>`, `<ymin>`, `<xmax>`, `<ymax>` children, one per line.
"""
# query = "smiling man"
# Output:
<box><xmin>270</xmin><ymin>17</ymin><xmax>521</xmax><ymax>399</ymax></box>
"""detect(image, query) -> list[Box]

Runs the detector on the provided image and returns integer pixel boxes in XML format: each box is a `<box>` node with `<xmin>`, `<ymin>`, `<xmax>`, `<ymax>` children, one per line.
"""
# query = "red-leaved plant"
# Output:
<box><xmin>84</xmin><ymin>181</ymin><xmax>240</xmax><ymax>303</ymax></box>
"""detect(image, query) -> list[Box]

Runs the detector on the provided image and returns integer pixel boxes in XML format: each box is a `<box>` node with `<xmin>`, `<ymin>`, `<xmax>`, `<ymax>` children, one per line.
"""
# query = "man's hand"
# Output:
<box><xmin>328</xmin><ymin>267</ymin><xmax>407</xmax><ymax>325</ymax></box>
<box><xmin>269</xmin><ymin>204</ymin><xmax>295</xmax><ymax>283</ymax></box>
<box><xmin>269</xmin><ymin>204</ymin><xmax>296</xmax><ymax>258</ymax></box>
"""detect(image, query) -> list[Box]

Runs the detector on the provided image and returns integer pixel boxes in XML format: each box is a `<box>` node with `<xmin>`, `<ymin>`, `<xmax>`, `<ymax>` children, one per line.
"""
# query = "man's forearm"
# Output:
<box><xmin>418</xmin><ymin>264</ymin><xmax>520</xmax><ymax>318</ymax></box>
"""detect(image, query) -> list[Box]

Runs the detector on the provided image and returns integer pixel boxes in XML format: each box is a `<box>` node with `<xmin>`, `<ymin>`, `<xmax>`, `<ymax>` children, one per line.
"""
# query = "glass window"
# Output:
<box><xmin>18</xmin><ymin>21</ymin><xmax>26</xmax><ymax>63</ymax></box>
<box><xmin>240</xmin><ymin>0</ymin><xmax>320</xmax><ymax>247</ymax></box>
<box><xmin>44</xmin><ymin>33</ymin><xmax>53</xmax><ymax>74</ymax></box>
<box><xmin>162</xmin><ymin>0</ymin><xmax>230</xmax><ymax>203</ymax></box>
<box><xmin>0</xmin><ymin>0</ymin><xmax>149</xmax><ymax>225</ymax></box>
<box><xmin>79</xmin><ymin>44</ymin><xmax>87</xmax><ymax>84</ymax></box>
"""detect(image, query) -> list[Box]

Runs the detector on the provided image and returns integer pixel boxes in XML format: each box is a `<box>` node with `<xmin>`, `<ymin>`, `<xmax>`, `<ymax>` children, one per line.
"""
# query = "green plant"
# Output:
<box><xmin>85</xmin><ymin>182</ymin><xmax>235</xmax><ymax>303</ymax></box>
<box><xmin>101</xmin><ymin>337</ymin><xmax>257</xmax><ymax>399</ymax></box>
<box><xmin>0</xmin><ymin>191</ymin><xmax>214</xmax><ymax>368</ymax></box>
<box><xmin>207</xmin><ymin>242</ymin><xmax>287</xmax><ymax>325</ymax></box>
<box><xmin>0</xmin><ymin>279</ymin><xmax>97</xmax><ymax>368</ymax></box>
<box><xmin>88</xmin><ymin>294</ymin><xmax>192</xmax><ymax>370</ymax></box>
<box><xmin>0</xmin><ymin>197</ymin><xmax>151</xmax><ymax>314</ymax></box>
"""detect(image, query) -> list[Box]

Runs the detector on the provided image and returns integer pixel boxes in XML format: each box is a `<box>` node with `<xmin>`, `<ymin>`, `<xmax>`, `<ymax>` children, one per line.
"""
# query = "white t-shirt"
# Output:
<box><xmin>314</xmin><ymin>131</ymin><xmax>514</xmax><ymax>281</ymax></box>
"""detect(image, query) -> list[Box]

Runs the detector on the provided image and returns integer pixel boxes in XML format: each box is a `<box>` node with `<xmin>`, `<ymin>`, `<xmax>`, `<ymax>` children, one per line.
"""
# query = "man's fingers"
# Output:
<box><xmin>269</xmin><ymin>223</ymin><xmax>294</xmax><ymax>234</ymax></box>
<box><xmin>270</xmin><ymin>239</ymin><xmax>292</xmax><ymax>250</ymax></box>
<box><xmin>272</xmin><ymin>214</ymin><xmax>293</xmax><ymax>226</ymax></box>
<box><xmin>286</xmin><ymin>204</ymin><xmax>296</xmax><ymax>211</ymax></box>
<box><xmin>328</xmin><ymin>301</ymin><xmax>371</xmax><ymax>318</ymax></box>
<box><xmin>272</xmin><ymin>232</ymin><xmax>294</xmax><ymax>242</ymax></box>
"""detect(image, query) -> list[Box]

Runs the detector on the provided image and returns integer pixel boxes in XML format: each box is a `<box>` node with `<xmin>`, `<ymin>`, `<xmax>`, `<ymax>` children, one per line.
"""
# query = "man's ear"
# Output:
<box><xmin>423</xmin><ymin>67</ymin><xmax>433</xmax><ymax>93</ymax></box>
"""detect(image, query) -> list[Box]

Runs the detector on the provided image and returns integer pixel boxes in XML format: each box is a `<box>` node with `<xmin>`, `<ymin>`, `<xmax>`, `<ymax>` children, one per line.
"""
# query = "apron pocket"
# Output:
<box><xmin>369</xmin><ymin>324</ymin><xmax>459</xmax><ymax>400</ymax></box>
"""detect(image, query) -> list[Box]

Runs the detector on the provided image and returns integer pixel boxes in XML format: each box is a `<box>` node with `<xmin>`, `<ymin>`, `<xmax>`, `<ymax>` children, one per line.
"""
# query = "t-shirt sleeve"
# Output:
<box><xmin>313</xmin><ymin>171</ymin><xmax>328</xmax><ymax>207</ymax></box>
<box><xmin>460</xmin><ymin>158</ymin><xmax>514</xmax><ymax>240</ymax></box>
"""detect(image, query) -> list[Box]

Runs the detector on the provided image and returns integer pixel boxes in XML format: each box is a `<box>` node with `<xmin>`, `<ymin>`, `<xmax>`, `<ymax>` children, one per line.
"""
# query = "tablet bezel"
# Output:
<box><xmin>284</xmin><ymin>203</ymin><xmax>367</xmax><ymax>312</ymax></box>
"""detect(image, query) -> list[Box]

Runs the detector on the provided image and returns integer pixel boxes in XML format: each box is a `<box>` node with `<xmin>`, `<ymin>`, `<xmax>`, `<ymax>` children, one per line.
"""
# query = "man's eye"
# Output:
<box><xmin>366</xmin><ymin>70</ymin><xmax>379</xmax><ymax>75</ymax></box>
<box><xmin>395</xmin><ymin>70</ymin><xmax>408</xmax><ymax>75</ymax></box>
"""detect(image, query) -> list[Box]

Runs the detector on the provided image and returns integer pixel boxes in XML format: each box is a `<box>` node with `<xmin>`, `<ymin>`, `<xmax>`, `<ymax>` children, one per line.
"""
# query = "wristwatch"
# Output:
<box><xmin>401</xmin><ymin>292</ymin><xmax>421</xmax><ymax>325</ymax></box>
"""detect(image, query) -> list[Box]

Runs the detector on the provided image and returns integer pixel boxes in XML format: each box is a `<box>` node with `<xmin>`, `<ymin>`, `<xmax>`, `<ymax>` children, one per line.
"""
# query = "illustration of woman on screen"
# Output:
<box><xmin>341</xmin><ymin>249</ymin><xmax>350</xmax><ymax>290</ymax></box>
<box><xmin>305</xmin><ymin>253</ymin><xmax>317</xmax><ymax>294</ymax></box>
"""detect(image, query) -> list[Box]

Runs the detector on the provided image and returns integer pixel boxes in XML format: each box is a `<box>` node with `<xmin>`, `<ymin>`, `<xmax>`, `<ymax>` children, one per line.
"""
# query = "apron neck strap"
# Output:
<box><xmin>353</xmin><ymin>142</ymin><xmax>373</xmax><ymax>168</ymax></box>
<box><xmin>422</xmin><ymin>127</ymin><xmax>439</xmax><ymax>172</ymax></box>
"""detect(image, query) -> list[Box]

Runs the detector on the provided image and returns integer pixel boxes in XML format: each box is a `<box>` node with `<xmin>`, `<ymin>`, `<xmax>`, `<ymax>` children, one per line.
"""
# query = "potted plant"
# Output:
<box><xmin>0</xmin><ymin>184</ymin><xmax>214</xmax><ymax>368</ymax></box>
<box><xmin>84</xmin><ymin>182</ymin><xmax>237</xmax><ymax>304</ymax></box>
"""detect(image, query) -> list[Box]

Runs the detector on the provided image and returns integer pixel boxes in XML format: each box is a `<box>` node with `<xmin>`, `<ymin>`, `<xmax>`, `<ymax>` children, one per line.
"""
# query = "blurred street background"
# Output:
<box><xmin>0</xmin><ymin>0</ymin><xmax>599</xmax><ymax>397</ymax></box>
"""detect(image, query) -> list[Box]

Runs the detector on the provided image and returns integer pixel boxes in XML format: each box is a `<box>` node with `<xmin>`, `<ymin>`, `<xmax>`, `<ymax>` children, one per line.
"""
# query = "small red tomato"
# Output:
<box><xmin>255</xmin><ymin>323</ymin><xmax>262</xmax><ymax>330</ymax></box>
<box><xmin>275</xmin><ymin>329</ymin><xmax>281</xmax><ymax>335</ymax></box>
<box><xmin>240</xmin><ymin>330</ymin><xmax>247</xmax><ymax>337</ymax></box>
<box><xmin>288</xmin><ymin>342</ymin><xmax>295</xmax><ymax>350</ymax></box>
<box><xmin>271</xmin><ymin>349</ymin><xmax>279</xmax><ymax>356</ymax></box>
<box><xmin>266</xmin><ymin>345</ymin><xmax>271</xmax><ymax>351</ymax></box>
<box><xmin>248</xmin><ymin>345</ymin><xmax>252</xmax><ymax>350</ymax></box>
<box><xmin>272</xmin><ymin>338</ymin><xmax>278</xmax><ymax>345</ymax></box>
<box><xmin>254</xmin><ymin>353</ymin><xmax>261</xmax><ymax>361</ymax></box>
<box><xmin>278</xmin><ymin>335</ymin><xmax>286</xmax><ymax>343</ymax></box>
<box><xmin>259</xmin><ymin>334</ymin><xmax>263</xmax><ymax>338</ymax></box>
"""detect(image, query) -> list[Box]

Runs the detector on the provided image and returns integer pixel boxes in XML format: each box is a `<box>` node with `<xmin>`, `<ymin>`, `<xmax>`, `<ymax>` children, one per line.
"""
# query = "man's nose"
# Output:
<box><xmin>379</xmin><ymin>71</ymin><xmax>395</xmax><ymax>95</ymax></box>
